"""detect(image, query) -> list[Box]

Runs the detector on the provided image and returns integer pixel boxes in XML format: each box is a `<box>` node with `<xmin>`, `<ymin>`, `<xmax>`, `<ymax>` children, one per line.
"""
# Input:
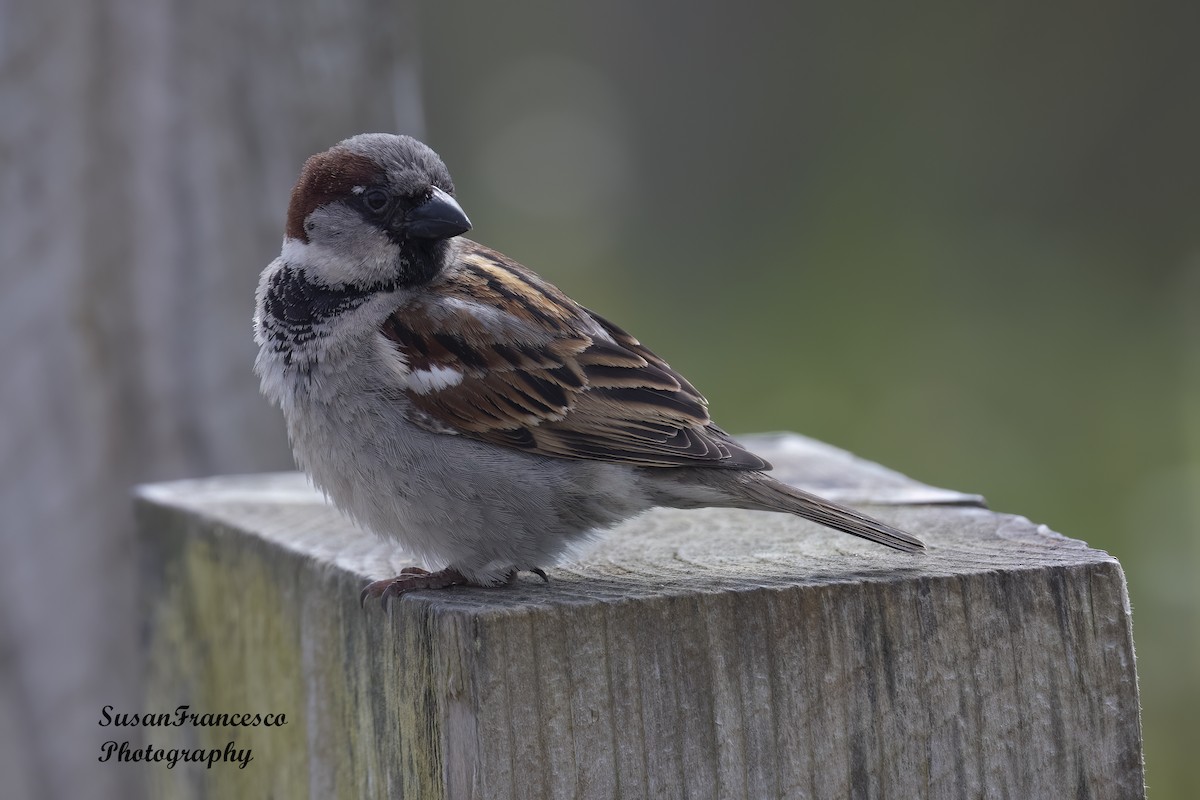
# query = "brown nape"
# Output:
<box><xmin>284</xmin><ymin>149</ymin><xmax>382</xmax><ymax>242</ymax></box>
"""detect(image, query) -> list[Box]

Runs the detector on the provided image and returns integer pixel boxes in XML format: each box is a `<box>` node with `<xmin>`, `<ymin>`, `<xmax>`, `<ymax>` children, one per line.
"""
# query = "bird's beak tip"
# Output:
<box><xmin>404</xmin><ymin>186</ymin><xmax>471</xmax><ymax>240</ymax></box>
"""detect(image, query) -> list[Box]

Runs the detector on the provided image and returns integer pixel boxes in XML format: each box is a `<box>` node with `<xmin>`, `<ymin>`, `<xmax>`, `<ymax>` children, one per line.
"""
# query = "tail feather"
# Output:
<box><xmin>732</xmin><ymin>474</ymin><xmax>926</xmax><ymax>553</ymax></box>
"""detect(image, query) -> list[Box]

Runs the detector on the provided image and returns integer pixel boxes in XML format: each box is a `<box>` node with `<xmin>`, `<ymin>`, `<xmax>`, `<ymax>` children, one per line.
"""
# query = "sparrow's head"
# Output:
<box><xmin>283</xmin><ymin>133</ymin><xmax>472</xmax><ymax>288</ymax></box>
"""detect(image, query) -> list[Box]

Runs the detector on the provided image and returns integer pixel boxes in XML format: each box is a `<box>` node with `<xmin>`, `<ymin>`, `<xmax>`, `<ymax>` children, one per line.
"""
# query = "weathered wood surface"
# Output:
<box><xmin>136</xmin><ymin>433</ymin><xmax>1143</xmax><ymax>800</ymax></box>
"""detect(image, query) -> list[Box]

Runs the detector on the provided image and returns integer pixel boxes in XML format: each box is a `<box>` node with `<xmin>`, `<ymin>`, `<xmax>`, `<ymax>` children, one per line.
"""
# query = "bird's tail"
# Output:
<box><xmin>723</xmin><ymin>473</ymin><xmax>926</xmax><ymax>553</ymax></box>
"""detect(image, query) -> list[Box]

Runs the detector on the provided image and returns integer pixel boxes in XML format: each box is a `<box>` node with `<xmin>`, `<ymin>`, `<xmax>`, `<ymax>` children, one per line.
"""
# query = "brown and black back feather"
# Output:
<box><xmin>380</xmin><ymin>240</ymin><xmax>770</xmax><ymax>470</ymax></box>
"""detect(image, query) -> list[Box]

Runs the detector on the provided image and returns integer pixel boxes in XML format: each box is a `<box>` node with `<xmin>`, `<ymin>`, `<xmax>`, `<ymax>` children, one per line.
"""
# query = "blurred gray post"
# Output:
<box><xmin>0</xmin><ymin>1</ymin><xmax>422</xmax><ymax>798</ymax></box>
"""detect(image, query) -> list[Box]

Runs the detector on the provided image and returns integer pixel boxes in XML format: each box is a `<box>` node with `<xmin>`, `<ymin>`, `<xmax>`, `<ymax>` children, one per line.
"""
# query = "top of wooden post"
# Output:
<box><xmin>136</xmin><ymin>432</ymin><xmax>1114</xmax><ymax>614</ymax></box>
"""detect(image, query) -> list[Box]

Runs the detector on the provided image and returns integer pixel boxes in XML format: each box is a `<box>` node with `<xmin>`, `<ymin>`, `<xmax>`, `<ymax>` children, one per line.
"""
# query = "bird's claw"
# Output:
<box><xmin>359</xmin><ymin>567</ymin><xmax>467</xmax><ymax>609</ymax></box>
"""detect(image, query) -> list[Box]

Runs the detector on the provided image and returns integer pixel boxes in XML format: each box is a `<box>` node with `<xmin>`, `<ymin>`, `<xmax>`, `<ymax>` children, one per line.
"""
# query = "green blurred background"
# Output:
<box><xmin>417</xmin><ymin>2</ymin><xmax>1198</xmax><ymax>796</ymax></box>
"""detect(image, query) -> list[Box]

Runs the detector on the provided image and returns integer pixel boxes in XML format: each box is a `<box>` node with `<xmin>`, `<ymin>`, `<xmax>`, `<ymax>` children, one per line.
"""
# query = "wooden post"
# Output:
<box><xmin>136</xmin><ymin>433</ymin><xmax>1144</xmax><ymax>799</ymax></box>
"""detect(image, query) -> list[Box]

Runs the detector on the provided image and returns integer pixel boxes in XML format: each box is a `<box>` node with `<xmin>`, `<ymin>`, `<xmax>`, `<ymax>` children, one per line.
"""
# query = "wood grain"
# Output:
<box><xmin>137</xmin><ymin>433</ymin><xmax>1144</xmax><ymax>799</ymax></box>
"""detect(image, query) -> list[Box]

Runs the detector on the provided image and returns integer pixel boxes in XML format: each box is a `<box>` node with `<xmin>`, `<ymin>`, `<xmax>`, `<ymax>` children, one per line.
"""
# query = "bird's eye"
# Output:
<box><xmin>363</xmin><ymin>189</ymin><xmax>391</xmax><ymax>214</ymax></box>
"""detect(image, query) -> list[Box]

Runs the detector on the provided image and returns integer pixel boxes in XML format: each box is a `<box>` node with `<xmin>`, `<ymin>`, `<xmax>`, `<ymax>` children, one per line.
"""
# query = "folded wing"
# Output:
<box><xmin>380</xmin><ymin>242</ymin><xmax>770</xmax><ymax>470</ymax></box>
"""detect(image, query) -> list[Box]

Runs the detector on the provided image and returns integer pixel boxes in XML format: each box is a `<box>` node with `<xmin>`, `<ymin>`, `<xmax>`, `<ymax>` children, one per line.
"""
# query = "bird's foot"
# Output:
<box><xmin>500</xmin><ymin>567</ymin><xmax>551</xmax><ymax>585</ymax></box>
<box><xmin>359</xmin><ymin>567</ymin><xmax>551</xmax><ymax>608</ymax></box>
<box><xmin>360</xmin><ymin>567</ymin><xmax>468</xmax><ymax>608</ymax></box>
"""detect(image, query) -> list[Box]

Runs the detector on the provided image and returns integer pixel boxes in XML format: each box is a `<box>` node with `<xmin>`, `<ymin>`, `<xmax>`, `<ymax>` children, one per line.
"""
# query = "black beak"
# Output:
<box><xmin>403</xmin><ymin>187</ymin><xmax>472</xmax><ymax>240</ymax></box>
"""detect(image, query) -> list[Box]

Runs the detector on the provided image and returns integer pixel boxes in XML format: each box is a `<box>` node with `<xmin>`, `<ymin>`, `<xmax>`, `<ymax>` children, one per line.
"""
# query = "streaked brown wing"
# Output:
<box><xmin>381</xmin><ymin>241</ymin><xmax>770</xmax><ymax>470</ymax></box>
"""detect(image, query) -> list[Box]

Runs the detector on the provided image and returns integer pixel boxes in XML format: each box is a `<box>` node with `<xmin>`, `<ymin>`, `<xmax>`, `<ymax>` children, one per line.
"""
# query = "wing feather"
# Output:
<box><xmin>382</xmin><ymin>240</ymin><xmax>770</xmax><ymax>471</ymax></box>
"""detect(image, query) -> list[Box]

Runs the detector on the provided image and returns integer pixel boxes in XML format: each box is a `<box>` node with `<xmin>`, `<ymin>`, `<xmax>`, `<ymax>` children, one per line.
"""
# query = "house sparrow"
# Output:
<box><xmin>254</xmin><ymin>133</ymin><xmax>924</xmax><ymax>607</ymax></box>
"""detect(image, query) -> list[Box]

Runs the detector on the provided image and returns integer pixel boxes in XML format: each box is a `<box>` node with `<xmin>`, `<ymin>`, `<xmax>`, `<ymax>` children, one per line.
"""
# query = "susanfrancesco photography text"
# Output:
<box><xmin>97</xmin><ymin>705</ymin><xmax>288</xmax><ymax>769</ymax></box>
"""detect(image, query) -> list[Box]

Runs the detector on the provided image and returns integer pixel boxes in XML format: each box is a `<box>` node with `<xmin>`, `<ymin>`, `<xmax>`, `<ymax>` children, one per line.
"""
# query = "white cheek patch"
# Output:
<box><xmin>280</xmin><ymin>237</ymin><xmax>310</xmax><ymax>263</ymax></box>
<box><xmin>281</xmin><ymin>201</ymin><xmax>399</xmax><ymax>287</ymax></box>
<box><xmin>281</xmin><ymin>237</ymin><xmax>347</xmax><ymax>277</ymax></box>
